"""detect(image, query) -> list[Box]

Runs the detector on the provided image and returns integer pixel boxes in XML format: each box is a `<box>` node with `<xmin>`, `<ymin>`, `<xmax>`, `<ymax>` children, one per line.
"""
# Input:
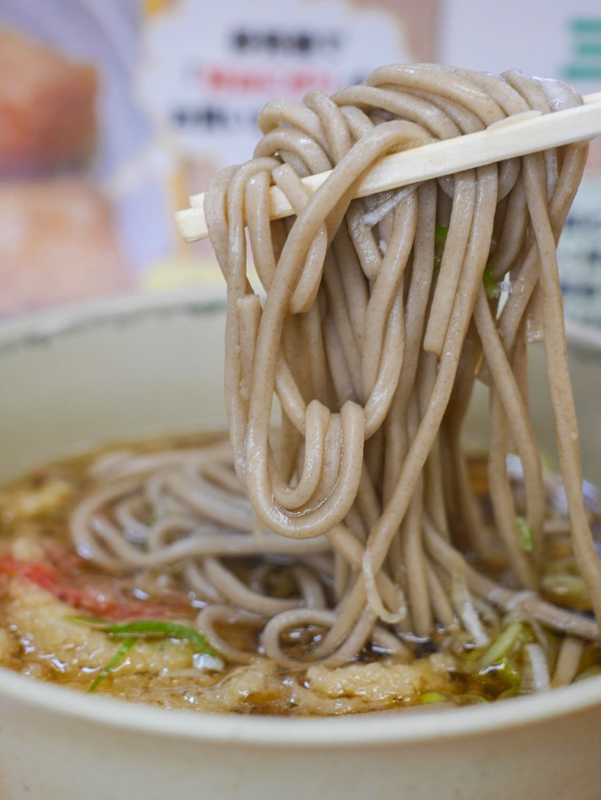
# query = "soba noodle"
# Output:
<box><xmin>71</xmin><ymin>65</ymin><xmax>601</xmax><ymax>677</ymax></box>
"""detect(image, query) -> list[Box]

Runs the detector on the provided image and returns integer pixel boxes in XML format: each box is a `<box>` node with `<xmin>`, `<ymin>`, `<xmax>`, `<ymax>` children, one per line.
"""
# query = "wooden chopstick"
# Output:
<box><xmin>176</xmin><ymin>91</ymin><xmax>601</xmax><ymax>243</ymax></box>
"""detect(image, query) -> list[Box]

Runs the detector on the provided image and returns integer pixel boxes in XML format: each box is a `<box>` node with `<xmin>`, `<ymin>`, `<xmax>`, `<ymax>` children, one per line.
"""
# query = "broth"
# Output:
<box><xmin>0</xmin><ymin>432</ymin><xmax>598</xmax><ymax>716</ymax></box>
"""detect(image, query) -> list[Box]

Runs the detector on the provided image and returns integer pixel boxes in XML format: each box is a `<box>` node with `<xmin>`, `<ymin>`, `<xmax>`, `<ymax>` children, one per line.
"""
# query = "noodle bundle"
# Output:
<box><xmin>73</xmin><ymin>65</ymin><xmax>601</xmax><ymax>674</ymax></box>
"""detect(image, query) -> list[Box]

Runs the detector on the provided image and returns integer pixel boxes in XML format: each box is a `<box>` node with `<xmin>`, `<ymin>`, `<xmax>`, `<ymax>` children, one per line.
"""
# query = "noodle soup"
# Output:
<box><xmin>2</xmin><ymin>63</ymin><xmax>601</xmax><ymax>728</ymax></box>
<box><xmin>1</xmin><ymin>295</ymin><xmax>601</xmax><ymax>800</ymax></box>
<box><xmin>0</xmin><ymin>432</ymin><xmax>599</xmax><ymax>716</ymax></box>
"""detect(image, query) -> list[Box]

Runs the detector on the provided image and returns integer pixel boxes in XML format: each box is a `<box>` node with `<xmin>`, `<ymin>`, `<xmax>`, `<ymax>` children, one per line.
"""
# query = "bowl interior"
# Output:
<box><xmin>0</xmin><ymin>291</ymin><xmax>227</xmax><ymax>484</ymax></box>
<box><xmin>0</xmin><ymin>290</ymin><xmax>600</xmax><ymax>747</ymax></box>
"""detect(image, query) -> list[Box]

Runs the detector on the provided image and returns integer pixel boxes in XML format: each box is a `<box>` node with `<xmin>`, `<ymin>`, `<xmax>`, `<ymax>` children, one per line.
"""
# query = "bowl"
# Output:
<box><xmin>0</xmin><ymin>291</ymin><xmax>600</xmax><ymax>800</ymax></box>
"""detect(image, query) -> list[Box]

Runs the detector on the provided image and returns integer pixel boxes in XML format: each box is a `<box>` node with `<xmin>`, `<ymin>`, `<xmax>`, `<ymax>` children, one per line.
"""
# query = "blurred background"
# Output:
<box><xmin>0</xmin><ymin>0</ymin><xmax>599</xmax><ymax>325</ymax></box>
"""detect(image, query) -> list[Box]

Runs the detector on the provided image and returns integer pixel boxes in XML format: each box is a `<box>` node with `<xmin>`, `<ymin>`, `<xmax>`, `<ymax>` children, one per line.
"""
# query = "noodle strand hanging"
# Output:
<box><xmin>72</xmin><ymin>65</ymin><xmax>601</xmax><ymax>675</ymax></box>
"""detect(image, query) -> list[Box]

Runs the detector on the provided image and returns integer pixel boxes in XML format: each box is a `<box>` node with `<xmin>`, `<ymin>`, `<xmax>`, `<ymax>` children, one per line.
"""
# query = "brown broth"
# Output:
<box><xmin>0</xmin><ymin>433</ymin><xmax>599</xmax><ymax>716</ymax></box>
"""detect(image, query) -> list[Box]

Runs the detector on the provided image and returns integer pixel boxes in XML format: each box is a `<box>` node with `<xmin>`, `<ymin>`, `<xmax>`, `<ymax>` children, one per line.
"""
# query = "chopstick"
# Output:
<box><xmin>176</xmin><ymin>91</ymin><xmax>601</xmax><ymax>243</ymax></box>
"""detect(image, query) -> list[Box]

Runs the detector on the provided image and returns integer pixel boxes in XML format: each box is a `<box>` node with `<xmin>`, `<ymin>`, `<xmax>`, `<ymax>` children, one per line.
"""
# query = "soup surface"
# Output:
<box><xmin>0</xmin><ymin>433</ymin><xmax>599</xmax><ymax>716</ymax></box>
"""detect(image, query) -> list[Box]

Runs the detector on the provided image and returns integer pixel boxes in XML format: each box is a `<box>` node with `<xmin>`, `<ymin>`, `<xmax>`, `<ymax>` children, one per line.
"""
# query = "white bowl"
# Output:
<box><xmin>0</xmin><ymin>291</ymin><xmax>600</xmax><ymax>800</ymax></box>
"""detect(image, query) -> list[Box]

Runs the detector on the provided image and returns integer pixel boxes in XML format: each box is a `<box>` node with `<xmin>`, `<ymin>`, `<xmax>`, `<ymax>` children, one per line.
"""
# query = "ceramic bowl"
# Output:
<box><xmin>0</xmin><ymin>291</ymin><xmax>600</xmax><ymax>800</ymax></box>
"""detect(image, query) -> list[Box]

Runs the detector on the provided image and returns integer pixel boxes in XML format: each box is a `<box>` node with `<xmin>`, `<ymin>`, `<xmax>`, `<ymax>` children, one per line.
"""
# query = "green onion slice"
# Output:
<box><xmin>515</xmin><ymin>516</ymin><xmax>534</xmax><ymax>552</ymax></box>
<box><xmin>434</xmin><ymin>224</ymin><xmax>448</xmax><ymax>270</ymax></box>
<box><xmin>477</xmin><ymin>621</ymin><xmax>525</xmax><ymax>670</ymax></box>
<box><xmin>66</xmin><ymin>616</ymin><xmax>217</xmax><ymax>657</ymax></box>
<box><xmin>88</xmin><ymin>638</ymin><xmax>135</xmax><ymax>693</ymax></box>
<box><xmin>483</xmin><ymin>266</ymin><xmax>498</xmax><ymax>299</ymax></box>
<box><xmin>456</xmin><ymin>693</ymin><xmax>489</xmax><ymax>705</ymax></box>
<box><xmin>435</xmin><ymin>224</ymin><xmax>448</xmax><ymax>245</ymax></box>
<box><xmin>420</xmin><ymin>691</ymin><xmax>446</xmax><ymax>704</ymax></box>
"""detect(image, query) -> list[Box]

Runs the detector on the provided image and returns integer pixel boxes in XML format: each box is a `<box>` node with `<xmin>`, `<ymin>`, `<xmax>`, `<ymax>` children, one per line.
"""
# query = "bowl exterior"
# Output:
<box><xmin>0</xmin><ymin>682</ymin><xmax>601</xmax><ymax>800</ymax></box>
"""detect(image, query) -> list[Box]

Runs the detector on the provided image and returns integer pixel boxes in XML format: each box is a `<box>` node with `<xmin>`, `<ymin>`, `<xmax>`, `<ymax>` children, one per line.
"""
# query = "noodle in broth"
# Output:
<box><xmin>201</xmin><ymin>64</ymin><xmax>601</xmax><ymax>663</ymax></box>
<box><xmin>1</xmin><ymin>64</ymin><xmax>601</xmax><ymax>713</ymax></box>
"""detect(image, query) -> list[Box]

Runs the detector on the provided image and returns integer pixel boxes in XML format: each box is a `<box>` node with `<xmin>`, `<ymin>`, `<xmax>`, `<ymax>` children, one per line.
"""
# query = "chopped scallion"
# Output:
<box><xmin>515</xmin><ymin>516</ymin><xmax>534</xmax><ymax>552</ymax></box>
<box><xmin>477</xmin><ymin>621</ymin><xmax>525</xmax><ymax>669</ymax></box>
<box><xmin>541</xmin><ymin>572</ymin><xmax>590</xmax><ymax>611</ymax></box>
<box><xmin>420</xmin><ymin>691</ymin><xmax>446</xmax><ymax>704</ymax></box>
<box><xmin>456</xmin><ymin>693</ymin><xmax>488</xmax><ymax>705</ymax></box>
<box><xmin>435</xmin><ymin>224</ymin><xmax>448</xmax><ymax>245</ymax></box>
<box><xmin>483</xmin><ymin>266</ymin><xmax>498</xmax><ymax>299</ymax></box>
<box><xmin>434</xmin><ymin>224</ymin><xmax>448</xmax><ymax>271</ymax></box>
<box><xmin>66</xmin><ymin>615</ymin><xmax>217</xmax><ymax>657</ymax></box>
<box><xmin>481</xmin><ymin>656</ymin><xmax>522</xmax><ymax>689</ymax></box>
<box><xmin>497</xmin><ymin>687</ymin><xmax>520</xmax><ymax>700</ymax></box>
<box><xmin>88</xmin><ymin>637</ymin><xmax>135</xmax><ymax>693</ymax></box>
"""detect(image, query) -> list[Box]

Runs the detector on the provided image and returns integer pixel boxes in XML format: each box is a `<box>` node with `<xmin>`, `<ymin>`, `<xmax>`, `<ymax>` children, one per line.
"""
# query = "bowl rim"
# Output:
<box><xmin>0</xmin><ymin>287</ymin><xmax>227</xmax><ymax>353</ymax></box>
<box><xmin>1</xmin><ymin>664</ymin><xmax>601</xmax><ymax>747</ymax></box>
<box><xmin>565</xmin><ymin>318</ymin><xmax>601</xmax><ymax>354</ymax></box>
<box><xmin>0</xmin><ymin>289</ymin><xmax>600</xmax><ymax>747</ymax></box>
